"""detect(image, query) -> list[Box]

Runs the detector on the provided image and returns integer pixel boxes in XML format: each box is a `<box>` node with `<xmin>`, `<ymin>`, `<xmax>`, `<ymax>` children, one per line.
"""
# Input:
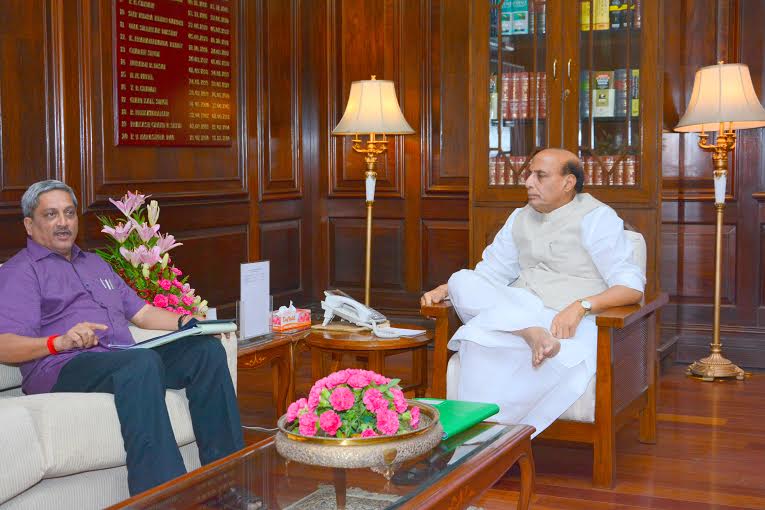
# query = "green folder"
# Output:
<box><xmin>415</xmin><ymin>398</ymin><xmax>500</xmax><ymax>439</ymax></box>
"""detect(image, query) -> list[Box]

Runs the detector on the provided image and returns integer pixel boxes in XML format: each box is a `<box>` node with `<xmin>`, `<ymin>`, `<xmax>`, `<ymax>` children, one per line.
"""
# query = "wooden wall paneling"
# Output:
<box><xmin>421</xmin><ymin>219</ymin><xmax>468</xmax><ymax>291</ymax></box>
<box><xmin>260</xmin><ymin>219</ymin><xmax>302</xmax><ymax>298</ymax></box>
<box><xmin>254</xmin><ymin>0</ymin><xmax>308</xmax><ymax>305</ymax></box>
<box><xmin>661</xmin><ymin>0</ymin><xmax>765</xmax><ymax>368</ymax></box>
<box><xmin>70</xmin><ymin>0</ymin><xmax>251</xmax><ymax>312</ymax></box>
<box><xmin>424</xmin><ymin>0</ymin><xmax>469</xmax><ymax>195</ymax></box>
<box><xmin>318</xmin><ymin>0</ymin><xmax>434</xmax><ymax>313</ymax></box>
<box><xmin>328</xmin><ymin>217</ymin><xmax>405</xmax><ymax>291</ymax></box>
<box><xmin>258</xmin><ymin>0</ymin><xmax>302</xmax><ymax>200</ymax></box>
<box><xmin>328</xmin><ymin>0</ymin><xmax>403</xmax><ymax>198</ymax></box>
<box><xmin>471</xmin><ymin>206</ymin><xmax>518</xmax><ymax>262</ymax></box>
<box><xmin>0</xmin><ymin>0</ymin><xmax>56</xmax><ymax>260</ymax></box>
<box><xmin>79</xmin><ymin>0</ymin><xmax>247</xmax><ymax>206</ymax></box>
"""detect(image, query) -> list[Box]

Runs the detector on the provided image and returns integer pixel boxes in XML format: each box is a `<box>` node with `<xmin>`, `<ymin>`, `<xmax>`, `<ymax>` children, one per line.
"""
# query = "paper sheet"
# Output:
<box><xmin>240</xmin><ymin>261</ymin><xmax>270</xmax><ymax>339</ymax></box>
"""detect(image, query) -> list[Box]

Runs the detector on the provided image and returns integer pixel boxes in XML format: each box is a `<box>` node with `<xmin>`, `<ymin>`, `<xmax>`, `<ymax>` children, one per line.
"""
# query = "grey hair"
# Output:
<box><xmin>21</xmin><ymin>180</ymin><xmax>78</xmax><ymax>218</ymax></box>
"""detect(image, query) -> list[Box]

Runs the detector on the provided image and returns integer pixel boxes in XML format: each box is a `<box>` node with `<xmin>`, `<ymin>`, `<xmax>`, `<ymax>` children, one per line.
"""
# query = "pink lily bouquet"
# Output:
<box><xmin>285</xmin><ymin>369</ymin><xmax>421</xmax><ymax>438</ymax></box>
<box><xmin>96</xmin><ymin>191</ymin><xmax>208</xmax><ymax>316</ymax></box>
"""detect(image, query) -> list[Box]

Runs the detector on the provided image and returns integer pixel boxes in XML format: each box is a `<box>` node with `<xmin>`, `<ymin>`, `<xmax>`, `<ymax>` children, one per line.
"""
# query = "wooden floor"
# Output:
<box><xmin>238</xmin><ymin>351</ymin><xmax>765</xmax><ymax>510</ymax></box>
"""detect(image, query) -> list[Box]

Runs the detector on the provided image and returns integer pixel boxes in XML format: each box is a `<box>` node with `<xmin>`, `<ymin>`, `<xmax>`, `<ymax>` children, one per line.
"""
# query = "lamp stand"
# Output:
<box><xmin>687</xmin><ymin>126</ymin><xmax>745</xmax><ymax>381</ymax></box>
<box><xmin>351</xmin><ymin>133</ymin><xmax>389</xmax><ymax>306</ymax></box>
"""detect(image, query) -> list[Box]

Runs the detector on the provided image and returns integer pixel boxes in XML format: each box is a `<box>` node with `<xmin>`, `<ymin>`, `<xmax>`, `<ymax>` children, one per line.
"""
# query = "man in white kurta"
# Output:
<box><xmin>421</xmin><ymin>149</ymin><xmax>645</xmax><ymax>436</ymax></box>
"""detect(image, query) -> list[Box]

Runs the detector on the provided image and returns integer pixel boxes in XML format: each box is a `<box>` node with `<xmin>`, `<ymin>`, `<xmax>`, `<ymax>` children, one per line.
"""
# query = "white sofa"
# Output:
<box><xmin>0</xmin><ymin>327</ymin><xmax>238</xmax><ymax>510</ymax></box>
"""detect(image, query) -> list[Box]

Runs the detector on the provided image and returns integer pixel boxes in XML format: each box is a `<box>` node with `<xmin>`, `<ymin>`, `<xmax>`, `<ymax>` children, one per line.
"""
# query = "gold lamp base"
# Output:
<box><xmin>687</xmin><ymin>352</ymin><xmax>745</xmax><ymax>381</ymax></box>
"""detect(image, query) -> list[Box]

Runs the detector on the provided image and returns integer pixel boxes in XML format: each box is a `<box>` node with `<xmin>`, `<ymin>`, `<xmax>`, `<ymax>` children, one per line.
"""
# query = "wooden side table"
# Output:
<box><xmin>237</xmin><ymin>332</ymin><xmax>309</xmax><ymax>417</ymax></box>
<box><xmin>304</xmin><ymin>326</ymin><xmax>434</xmax><ymax>396</ymax></box>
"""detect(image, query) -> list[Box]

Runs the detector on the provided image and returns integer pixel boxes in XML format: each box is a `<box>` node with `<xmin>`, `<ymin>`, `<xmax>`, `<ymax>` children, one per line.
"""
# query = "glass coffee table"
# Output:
<box><xmin>109</xmin><ymin>423</ymin><xmax>535</xmax><ymax>510</ymax></box>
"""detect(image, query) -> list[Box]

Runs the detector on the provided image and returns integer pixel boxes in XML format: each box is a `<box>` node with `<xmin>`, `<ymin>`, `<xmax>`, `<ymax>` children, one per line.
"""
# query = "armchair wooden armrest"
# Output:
<box><xmin>421</xmin><ymin>301</ymin><xmax>460</xmax><ymax>399</ymax></box>
<box><xmin>595</xmin><ymin>293</ymin><xmax>669</xmax><ymax>328</ymax></box>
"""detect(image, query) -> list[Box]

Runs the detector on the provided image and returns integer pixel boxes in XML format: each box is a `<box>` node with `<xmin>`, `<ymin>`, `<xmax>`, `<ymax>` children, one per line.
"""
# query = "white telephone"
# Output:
<box><xmin>321</xmin><ymin>290</ymin><xmax>425</xmax><ymax>339</ymax></box>
<box><xmin>321</xmin><ymin>289</ymin><xmax>387</xmax><ymax>328</ymax></box>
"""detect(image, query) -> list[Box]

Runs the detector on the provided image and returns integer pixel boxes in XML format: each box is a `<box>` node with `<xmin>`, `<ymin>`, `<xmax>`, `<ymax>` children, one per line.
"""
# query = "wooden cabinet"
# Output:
<box><xmin>468</xmin><ymin>0</ymin><xmax>663</xmax><ymax>297</ymax></box>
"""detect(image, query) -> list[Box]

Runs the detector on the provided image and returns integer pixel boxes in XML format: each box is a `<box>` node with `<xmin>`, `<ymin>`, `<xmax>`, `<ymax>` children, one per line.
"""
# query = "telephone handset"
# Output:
<box><xmin>321</xmin><ymin>289</ymin><xmax>387</xmax><ymax>328</ymax></box>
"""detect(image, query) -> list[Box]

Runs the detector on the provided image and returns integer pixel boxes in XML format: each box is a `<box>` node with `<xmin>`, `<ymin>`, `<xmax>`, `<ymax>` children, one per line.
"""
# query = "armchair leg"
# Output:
<box><xmin>639</xmin><ymin>381</ymin><xmax>657</xmax><ymax>444</ymax></box>
<box><xmin>593</xmin><ymin>427</ymin><xmax>615</xmax><ymax>488</ymax></box>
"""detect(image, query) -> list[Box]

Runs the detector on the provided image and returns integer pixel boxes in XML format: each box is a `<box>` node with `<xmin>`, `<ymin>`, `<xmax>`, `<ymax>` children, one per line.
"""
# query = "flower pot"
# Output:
<box><xmin>275</xmin><ymin>400</ymin><xmax>442</xmax><ymax>474</ymax></box>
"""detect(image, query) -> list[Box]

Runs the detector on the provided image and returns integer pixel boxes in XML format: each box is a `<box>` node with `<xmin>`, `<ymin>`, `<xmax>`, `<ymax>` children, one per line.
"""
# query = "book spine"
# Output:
<box><xmin>497</xmin><ymin>158</ymin><xmax>506</xmax><ymax>186</ymax></box>
<box><xmin>488</xmin><ymin>158</ymin><xmax>497</xmax><ymax>186</ymax></box>
<box><xmin>584</xmin><ymin>156</ymin><xmax>593</xmax><ymax>186</ymax></box>
<box><xmin>614</xmin><ymin>68</ymin><xmax>627</xmax><ymax>117</ymax></box>
<box><xmin>625</xmin><ymin>155</ymin><xmax>637</xmax><ymax>185</ymax></box>
<box><xmin>520</xmin><ymin>71</ymin><xmax>529</xmax><ymax>119</ymax></box>
<box><xmin>581</xmin><ymin>1</ymin><xmax>591</xmax><ymax>31</ymax></box>
<box><xmin>630</xmin><ymin>69</ymin><xmax>640</xmax><ymax>116</ymax></box>
<box><xmin>539</xmin><ymin>72</ymin><xmax>547</xmax><ymax>118</ymax></box>
<box><xmin>501</xmin><ymin>73</ymin><xmax>511</xmax><ymax>122</ymax></box>
<box><xmin>594</xmin><ymin>0</ymin><xmax>610</xmax><ymax>30</ymax></box>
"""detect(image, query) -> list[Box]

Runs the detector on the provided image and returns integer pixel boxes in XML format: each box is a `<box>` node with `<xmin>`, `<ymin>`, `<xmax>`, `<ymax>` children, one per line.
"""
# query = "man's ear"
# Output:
<box><xmin>563</xmin><ymin>173</ymin><xmax>576</xmax><ymax>193</ymax></box>
<box><xmin>23</xmin><ymin>217</ymin><xmax>33</xmax><ymax>236</ymax></box>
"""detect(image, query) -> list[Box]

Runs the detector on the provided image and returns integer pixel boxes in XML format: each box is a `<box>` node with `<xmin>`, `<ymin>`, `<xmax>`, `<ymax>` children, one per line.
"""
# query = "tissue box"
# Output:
<box><xmin>271</xmin><ymin>308</ymin><xmax>311</xmax><ymax>332</ymax></box>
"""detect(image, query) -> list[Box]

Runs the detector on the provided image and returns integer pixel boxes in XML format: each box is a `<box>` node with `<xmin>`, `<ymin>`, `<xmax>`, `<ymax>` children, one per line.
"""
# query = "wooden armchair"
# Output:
<box><xmin>421</xmin><ymin>291</ymin><xmax>668</xmax><ymax>488</ymax></box>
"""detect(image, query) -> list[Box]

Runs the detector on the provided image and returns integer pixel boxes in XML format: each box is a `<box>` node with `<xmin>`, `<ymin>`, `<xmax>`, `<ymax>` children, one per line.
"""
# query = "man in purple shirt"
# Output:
<box><xmin>0</xmin><ymin>180</ymin><xmax>244</xmax><ymax>496</ymax></box>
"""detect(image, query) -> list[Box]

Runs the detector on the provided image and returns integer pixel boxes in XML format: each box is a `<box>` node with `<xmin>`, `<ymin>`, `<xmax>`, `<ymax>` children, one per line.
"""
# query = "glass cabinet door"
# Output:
<box><xmin>577</xmin><ymin>0</ymin><xmax>642</xmax><ymax>188</ymax></box>
<box><xmin>488</xmin><ymin>0</ymin><xmax>549</xmax><ymax>188</ymax></box>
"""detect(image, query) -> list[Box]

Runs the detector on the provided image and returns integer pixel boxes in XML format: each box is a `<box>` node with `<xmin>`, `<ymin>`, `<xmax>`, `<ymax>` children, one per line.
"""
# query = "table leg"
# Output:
<box><xmin>311</xmin><ymin>348</ymin><xmax>323</xmax><ymax>381</ymax></box>
<box><xmin>368</xmin><ymin>351</ymin><xmax>385</xmax><ymax>375</ymax></box>
<box><xmin>287</xmin><ymin>342</ymin><xmax>297</xmax><ymax>407</ymax></box>
<box><xmin>272</xmin><ymin>352</ymin><xmax>290</xmax><ymax>417</ymax></box>
<box><xmin>412</xmin><ymin>347</ymin><xmax>428</xmax><ymax>397</ymax></box>
<box><xmin>516</xmin><ymin>439</ymin><xmax>535</xmax><ymax>510</ymax></box>
<box><xmin>333</xmin><ymin>468</ymin><xmax>347</xmax><ymax>510</ymax></box>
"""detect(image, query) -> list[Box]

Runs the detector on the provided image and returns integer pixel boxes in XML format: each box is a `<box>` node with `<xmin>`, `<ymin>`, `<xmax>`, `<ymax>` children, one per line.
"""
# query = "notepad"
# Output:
<box><xmin>110</xmin><ymin>320</ymin><xmax>237</xmax><ymax>350</ymax></box>
<box><xmin>415</xmin><ymin>398</ymin><xmax>500</xmax><ymax>439</ymax></box>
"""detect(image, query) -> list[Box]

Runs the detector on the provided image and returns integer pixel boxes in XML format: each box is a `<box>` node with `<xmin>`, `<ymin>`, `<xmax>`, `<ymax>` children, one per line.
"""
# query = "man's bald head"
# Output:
<box><xmin>535</xmin><ymin>148</ymin><xmax>584</xmax><ymax>192</ymax></box>
<box><xmin>524</xmin><ymin>148</ymin><xmax>585</xmax><ymax>213</ymax></box>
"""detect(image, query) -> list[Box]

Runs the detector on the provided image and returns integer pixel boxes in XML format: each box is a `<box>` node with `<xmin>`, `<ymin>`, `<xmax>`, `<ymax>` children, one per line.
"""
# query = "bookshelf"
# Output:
<box><xmin>469</xmin><ymin>0</ymin><xmax>663</xmax><ymax>298</ymax></box>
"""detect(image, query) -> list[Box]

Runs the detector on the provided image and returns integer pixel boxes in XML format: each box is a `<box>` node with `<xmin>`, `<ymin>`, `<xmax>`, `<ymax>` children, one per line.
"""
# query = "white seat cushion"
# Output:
<box><xmin>0</xmin><ymin>389</ymin><xmax>195</xmax><ymax>478</ymax></box>
<box><xmin>0</xmin><ymin>405</ymin><xmax>45</xmax><ymax>504</ymax></box>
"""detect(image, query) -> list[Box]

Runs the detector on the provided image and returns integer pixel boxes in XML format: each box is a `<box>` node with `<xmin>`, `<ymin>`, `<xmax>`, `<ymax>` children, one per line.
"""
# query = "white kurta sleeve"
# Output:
<box><xmin>473</xmin><ymin>209</ymin><xmax>522</xmax><ymax>286</ymax></box>
<box><xmin>582</xmin><ymin>206</ymin><xmax>646</xmax><ymax>292</ymax></box>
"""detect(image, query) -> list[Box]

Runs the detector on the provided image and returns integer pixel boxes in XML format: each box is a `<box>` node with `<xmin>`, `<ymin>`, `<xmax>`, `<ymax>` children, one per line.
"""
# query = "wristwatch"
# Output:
<box><xmin>579</xmin><ymin>299</ymin><xmax>593</xmax><ymax>316</ymax></box>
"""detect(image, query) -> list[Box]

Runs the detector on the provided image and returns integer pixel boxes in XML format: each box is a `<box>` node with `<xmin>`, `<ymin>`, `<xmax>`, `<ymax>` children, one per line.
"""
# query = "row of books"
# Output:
<box><xmin>488</xmin><ymin>156</ymin><xmax>531</xmax><ymax>186</ymax></box>
<box><xmin>583</xmin><ymin>155</ymin><xmax>638</xmax><ymax>186</ymax></box>
<box><xmin>489</xmin><ymin>72</ymin><xmax>547</xmax><ymax>121</ymax></box>
<box><xmin>581</xmin><ymin>0</ymin><xmax>641</xmax><ymax>31</ymax></box>
<box><xmin>487</xmin><ymin>154</ymin><xmax>638</xmax><ymax>187</ymax></box>
<box><xmin>581</xmin><ymin>69</ymin><xmax>639</xmax><ymax>118</ymax></box>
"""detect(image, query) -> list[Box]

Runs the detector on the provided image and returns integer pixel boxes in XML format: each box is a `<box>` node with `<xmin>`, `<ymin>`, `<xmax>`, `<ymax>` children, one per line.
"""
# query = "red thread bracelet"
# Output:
<box><xmin>47</xmin><ymin>335</ymin><xmax>59</xmax><ymax>355</ymax></box>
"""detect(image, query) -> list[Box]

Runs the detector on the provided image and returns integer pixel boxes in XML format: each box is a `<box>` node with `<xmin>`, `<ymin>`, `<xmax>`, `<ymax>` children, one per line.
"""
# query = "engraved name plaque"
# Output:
<box><xmin>114</xmin><ymin>0</ymin><xmax>232</xmax><ymax>146</ymax></box>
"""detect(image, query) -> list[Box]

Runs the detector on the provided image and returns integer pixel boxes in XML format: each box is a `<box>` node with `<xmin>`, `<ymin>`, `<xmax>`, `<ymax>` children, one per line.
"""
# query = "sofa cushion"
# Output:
<box><xmin>2</xmin><ymin>389</ymin><xmax>196</xmax><ymax>478</ymax></box>
<box><xmin>0</xmin><ymin>405</ymin><xmax>45</xmax><ymax>505</ymax></box>
<box><xmin>0</xmin><ymin>363</ymin><xmax>22</xmax><ymax>392</ymax></box>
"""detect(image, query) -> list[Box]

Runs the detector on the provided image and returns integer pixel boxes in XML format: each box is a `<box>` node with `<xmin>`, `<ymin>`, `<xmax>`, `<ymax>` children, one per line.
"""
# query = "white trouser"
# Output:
<box><xmin>445</xmin><ymin>269</ymin><xmax>597</xmax><ymax>436</ymax></box>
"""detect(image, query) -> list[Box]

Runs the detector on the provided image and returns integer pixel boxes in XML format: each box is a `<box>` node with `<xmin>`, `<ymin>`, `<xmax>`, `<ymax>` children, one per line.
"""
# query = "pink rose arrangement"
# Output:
<box><xmin>285</xmin><ymin>369</ymin><xmax>422</xmax><ymax>438</ymax></box>
<box><xmin>96</xmin><ymin>191</ymin><xmax>208</xmax><ymax>316</ymax></box>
